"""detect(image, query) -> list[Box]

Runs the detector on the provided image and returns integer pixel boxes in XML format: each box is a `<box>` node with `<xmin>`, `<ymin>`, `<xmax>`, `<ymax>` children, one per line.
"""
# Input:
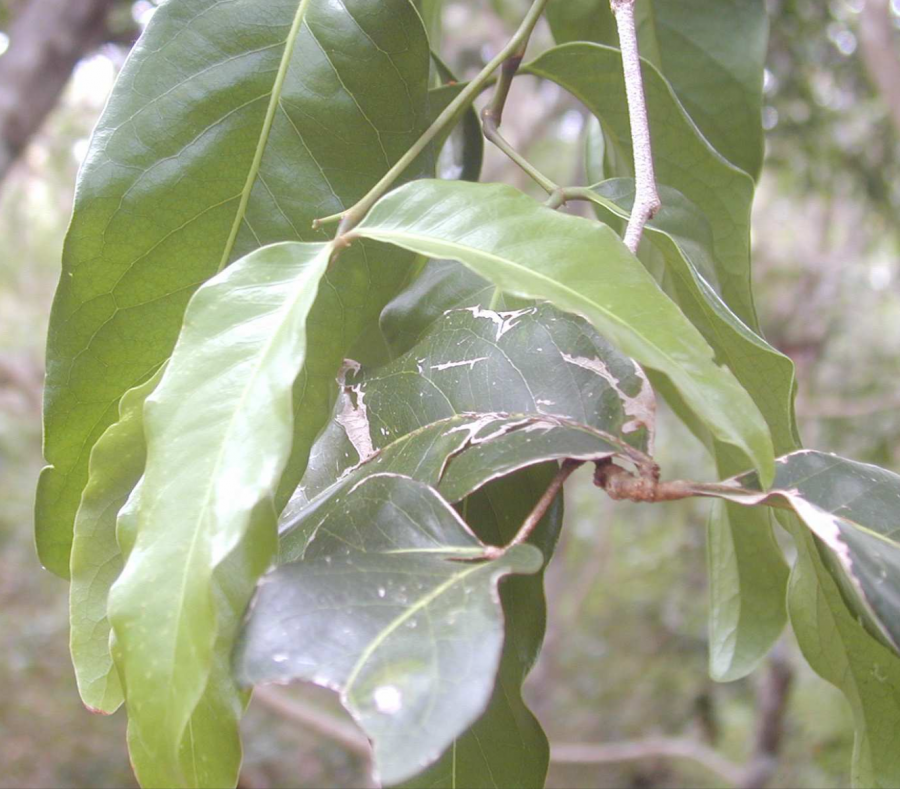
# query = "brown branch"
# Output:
<box><xmin>483</xmin><ymin>459</ymin><xmax>582</xmax><ymax>559</ymax></box>
<box><xmin>593</xmin><ymin>459</ymin><xmax>695</xmax><ymax>502</ymax></box>
<box><xmin>0</xmin><ymin>0</ymin><xmax>116</xmax><ymax>183</ymax></box>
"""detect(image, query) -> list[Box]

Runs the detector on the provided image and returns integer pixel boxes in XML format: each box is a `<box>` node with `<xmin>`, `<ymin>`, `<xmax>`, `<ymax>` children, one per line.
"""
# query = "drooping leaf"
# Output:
<box><xmin>525</xmin><ymin>43</ymin><xmax>760</xmax><ymax>330</ymax></box>
<box><xmin>353</xmin><ymin>179</ymin><xmax>774</xmax><ymax>485</ymax></box>
<box><xmin>108</xmin><ymin>241</ymin><xmax>331</xmax><ymax>788</ymax></box>
<box><xmin>238</xmin><ymin>473</ymin><xmax>543</xmax><ymax>787</ymax></box>
<box><xmin>401</xmin><ymin>466</ymin><xmax>560</xmax><ymax>789</ymax></box>
<box><xmin>38</xmin><ymin>0</ymin><xmax>432</xmax><ymax>577</ymax></box>
<box><xmin>68</xmin><ymin>368</ymin><xmax>163</xmax><ymax>714</ymax></box>
<box><xmin>788</xmin><ymin>522</ymin><xmax>900</xmax><ymax>789</ymax></box>
<box><xmin>588</xmin><ymin>179</ymin><xmax>794</xmax><ymax>679</ymax></box>
<box><xmin>545</xmin><ymin>0</ymin><xmax>767</xmax><ymax>180</ymax></box>
<box><xmin>703</xmin><ymin>450</ymin><xmax>900</xmax><ymax>657</ymax></box>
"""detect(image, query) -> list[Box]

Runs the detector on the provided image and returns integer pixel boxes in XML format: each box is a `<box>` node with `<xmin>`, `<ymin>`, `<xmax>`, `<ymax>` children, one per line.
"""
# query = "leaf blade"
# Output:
<box><xmin>354</xmin><ymin>179</ymin><xmax>774</xmax><ymax>485</ymax></box>
<box><xmin>108</xmin><ymin>241</ymin><xmax>331</xmax><ymax>787</ymax></box>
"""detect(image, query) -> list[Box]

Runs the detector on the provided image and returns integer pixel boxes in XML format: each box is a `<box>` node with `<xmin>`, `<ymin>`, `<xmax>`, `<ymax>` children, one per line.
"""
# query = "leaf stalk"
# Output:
<box><xmin>319</xmin><ymin>0</ymin><xmax>551</xmax><ymax>235</ymax></box>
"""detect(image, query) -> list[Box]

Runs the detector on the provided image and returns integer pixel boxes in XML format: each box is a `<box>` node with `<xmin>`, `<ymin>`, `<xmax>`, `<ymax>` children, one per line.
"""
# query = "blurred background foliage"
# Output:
<box><xmin>0</xmin><ymin>0</ymin><xmax>897</xmax><ymax>787</ymax></box>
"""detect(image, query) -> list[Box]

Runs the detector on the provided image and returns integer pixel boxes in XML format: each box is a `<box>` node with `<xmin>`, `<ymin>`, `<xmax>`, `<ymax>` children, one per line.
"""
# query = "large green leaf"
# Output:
<box><xmin>238</xmin><ymin>473</ymin><xmax>543</xmax><ymax>787</ymax></box>
<box><xmin>588</xmin><ymin>179</ymin><xmax>794</xmax><ymax>679</ymax></box>
<box><xmin>545</xmin><ymin>0</ymin><xmax>767</xmax><ymax>180</ymax></box>
<box><xmin>69</xmin><ymin>368</ymin><xmax>163</xmax><ymax>714</ymax></box>
<box><xmin>352</xmin><ymin>179</ymin><xmax>774</xmax><ymax>485</ymax></box>
<box><xmin>108</xmin><ymin>241</ymin><xmax>331</xmax><ymax>787</ymax></box>
<box><xmin>525</xmin><ymin>43</ymin><xmax>759</xmax><ymax>330</ymax></box>
<box><xmin>38</xmin><ymin>0</ymin><xmax>432</xmax><ymax>577</ymax></box>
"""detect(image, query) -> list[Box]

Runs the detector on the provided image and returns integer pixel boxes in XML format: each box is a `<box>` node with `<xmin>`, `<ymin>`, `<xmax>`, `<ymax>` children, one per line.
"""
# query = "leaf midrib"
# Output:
<box><xmin>216</xmin><ymin>0</ymin><xmax>313</xmax><ymax>273</ymax></box>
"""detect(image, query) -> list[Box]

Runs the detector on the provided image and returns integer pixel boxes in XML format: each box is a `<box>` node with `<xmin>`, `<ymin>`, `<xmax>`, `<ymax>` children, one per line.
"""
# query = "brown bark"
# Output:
<box><xmin>0</xmin><ymin>0</ymin><xmax>115</xmax><ymax>181</ymax></box>
<box><xmin>859</xmin><ymin>0</ymin><xmax>900</xmax><ymax>139</ymax></box>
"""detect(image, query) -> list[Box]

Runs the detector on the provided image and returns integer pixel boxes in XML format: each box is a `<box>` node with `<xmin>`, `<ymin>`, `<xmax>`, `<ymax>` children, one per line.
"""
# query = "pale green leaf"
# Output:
<box><xmin>353</xmin><ymin>179</ymin><xmax>774</xmax><ymax>485</ymax></box>
<box><xmin>108</xmin><ymin>241</ymin><xmax>331</xmax><ymax>788</ymax></box>
<box><xmin>69</xmin><ymin>368</ymin><xmax>163</xmax><ymax>714</ymax></box>
<box><xmin>38</xmin><ymin>0</ymin><xmax>431</xmax><ymax>577</ymax></box>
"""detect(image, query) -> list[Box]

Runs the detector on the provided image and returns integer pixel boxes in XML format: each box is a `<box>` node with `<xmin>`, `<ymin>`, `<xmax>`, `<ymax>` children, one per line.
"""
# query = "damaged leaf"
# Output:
<box><xmin>237</xmin><ymin>473</ymin><xmax>543</xmax><ymax>787</ymax></box>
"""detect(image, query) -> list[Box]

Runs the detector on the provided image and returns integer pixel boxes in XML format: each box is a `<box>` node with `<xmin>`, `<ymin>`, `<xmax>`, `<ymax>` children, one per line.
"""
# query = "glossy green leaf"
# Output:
<box><xmin>588</xmin><ymin>179</ymin><xmax>794</xmax><ymax>679</ymax></box>
<box><xmin>38</xmin><ymin>0</ymin><xmax>432</xmax><ymax>577</ymax></box>
<box><xmin>108</xmin><ymin>241</ymin><xmax>331</xmax><ymax>788</ymax></box>
<box><xmin>545</xmin><ymin>0</ymin><xmax>767</xmax><ymax>180</ymax></box>
<box><xmin>525</xmin><ymin>43</ymin><xmax>760</xmax><ymax>329</ymax></box>
<box><xmin>353</xmin><ymin>179</ymin><xmax>774</xmax><ymax>485</ymax></box>
<box><xmin>402</xmin><ymin>465</ymin><xmax>560</xmax><ymax>789</ymax></box>
<box><xmin>788</xmin><ymin>522</ymin><xmax>900</xmax><ymax>789</ymax></box>
<box><xmin>238</xmin><ymin>473</ymin><xmax>543</xmax><ymax>787</ymax></box>
<box><xmin>706</xmin><ymin>450</ymin><xmax>900</xmax><ymax>657</ymax></box>
<box><xmin>68</xmin><ymin>368</ymin><xmax>163</xmax><ymax>714</ymax></box>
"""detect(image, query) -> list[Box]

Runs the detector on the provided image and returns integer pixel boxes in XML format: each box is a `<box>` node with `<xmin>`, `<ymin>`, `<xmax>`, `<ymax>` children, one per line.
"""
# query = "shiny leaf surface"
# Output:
<box><xmin>354</xmin><ymin>179</ymin><xmax>774</xmax><ymax>485</ymax></box>
<box><xmin>237</xmin><ymin>473</ymin><xmax>543</xmax><ymax>787</ymax></box>
<box><xmin>108</xmin><ymin>241</ymin><xmax>331</xmax><ymax>787</ymax></box>
<box><xmin>526</xmin><ymin>43</ymin><xmax>759</xmax><ymax>329</ymax></box>
<box><xmin>546</xmin><ymin>0</ymin><xmax>767</xmax><ymax>179</ymax></box>
<box><xmin>38</xmin><ymin>0</ymin><xmax>431</xmax><ymax>577</ymax></box>
<box><xmin>588</xmin><ymin>179</ymin><xmax>794</xmax><ymax>679</ymax></box>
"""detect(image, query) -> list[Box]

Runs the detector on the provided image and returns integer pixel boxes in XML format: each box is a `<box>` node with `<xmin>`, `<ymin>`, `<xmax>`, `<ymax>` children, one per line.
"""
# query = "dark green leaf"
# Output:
<box><xmin>237</xmin><ymin>473</ymin><xmax>543</xmax><ymax>787</ymax></box>
<box><xmin>707</xmin><ymin>450</ymin><xmax>900</xmax><ymax>657</ymax></box>
<box><xmin>525</xmin><ymin>43</ymin><xmax>760</xmax><ymax>329</ymax></box>
<box><xmin>354</xmin><ymin>179</ymin><xmax>774</xmax><ymax>485</ymax></box>
<box><xmin>38</xmin><ymin>0</ymin><xmax>432</xmax><ymax>577</ymax></box>
<box><xmin>545</xmin><ymin>0</ymin><xmax>767</xmax><ymax>180</ymax></box>
<box><xmin>108</xmin><ymin>241</ymin><xmax>331</xmax><ymax>787</ymax></box>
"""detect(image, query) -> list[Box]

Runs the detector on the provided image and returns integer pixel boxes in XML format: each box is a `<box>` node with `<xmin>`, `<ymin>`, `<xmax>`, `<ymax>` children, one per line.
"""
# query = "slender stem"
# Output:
<box><xmin>316</xmin><ymin>0</ymin><xmax>551</xmax><ymax>235</ymax></box>
<box><xmin>482</xmin><ymin>53</ymin><xmax>559</xmax><ymax>195</ymax></box>
<box><xmin>610</xmin><ymin>0</ymin><xmax>660</xmax><ymax>253</ymax></box>
<box><xmin>484</xmin><ymin>460</ymin><xmax>582</xmax><ymax>559</ymax></box>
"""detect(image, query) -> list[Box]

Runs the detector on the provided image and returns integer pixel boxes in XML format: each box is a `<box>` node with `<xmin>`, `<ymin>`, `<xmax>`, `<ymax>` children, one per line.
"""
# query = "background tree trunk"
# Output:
<box><xmin>0</xmin><ymin>0</ymin><xmax>115</xmax><ymax>182</ymax></box>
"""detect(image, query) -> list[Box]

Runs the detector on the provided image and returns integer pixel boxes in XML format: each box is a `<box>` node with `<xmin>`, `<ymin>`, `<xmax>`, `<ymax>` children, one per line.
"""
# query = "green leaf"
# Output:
<box><xmin>587</xmin><ymin>179</ymin><xmax>795</xmax><ymax>679</ymax></box>
<box><xmin>108</xmin><ymin>241</ymin><xmax>331</xmax><ymax>788</ymax></box>
<box><xmin>402</xmin><ymin>466</ymin><xmax>559</xmax><ymax>789</ymax></box>
<box><xmin>276</xmin><ymin>285</ymin><xmax>651</xmax><ymax>786</ymax></box>
<box><xmin>38</xmin><ymin>0</ymin><xmax>432</xmax><ymax>577</ymax></box>
<box><xmin>525</xmin><ymin>43</ymin><xmax>760</xmax><ymax>330</ymax></box>
<box><xmin>69</xmin><ymin>368</ymin><xmax>163</xmax><ymax>714</ymax></box>
<box><xmin>788</xmin><ymin>523</ymin><xmax>900</xmax><ymax>788</ymax></box>
<box><xmin>353</xmin><ymin>178</ymin><xmax>774</xmax><ymax>485</ymax></box>
<box><xmin>545</xmin><ymin>0</ymin><xmax>767</xmax><ymax>180</ymax></box>
<box><xmin>237</xmin><ymin>473</ymin><xmax>543</xmax><ymax>787</ymax></box>
<box><xmin>709</xmin><ymin>450</ymin><xmax>900</xmax><ymax>657</ymax></box>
